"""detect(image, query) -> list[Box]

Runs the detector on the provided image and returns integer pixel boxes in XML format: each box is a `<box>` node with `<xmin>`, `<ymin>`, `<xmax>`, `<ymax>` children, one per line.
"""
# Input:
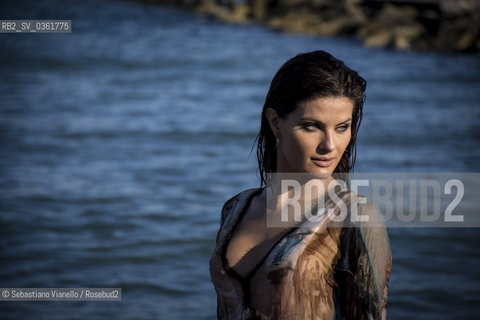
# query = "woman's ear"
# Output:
<box><xmin>265</xmin><ymin>108</ymin><xmax>281</xmax><ymax>139</ymax></box>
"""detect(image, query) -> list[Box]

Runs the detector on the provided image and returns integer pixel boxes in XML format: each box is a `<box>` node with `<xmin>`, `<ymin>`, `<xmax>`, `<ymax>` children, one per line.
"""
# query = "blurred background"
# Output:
<box><xmin>0</xmin><ymin>0</ymin><xmax>479</xmax><ymax>319</ymax></box>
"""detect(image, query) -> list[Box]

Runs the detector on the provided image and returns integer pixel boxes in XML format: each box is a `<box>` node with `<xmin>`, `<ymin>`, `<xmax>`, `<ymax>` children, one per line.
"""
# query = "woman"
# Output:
<box><xmin>210</xmin><ymin>50</ymin><xmax>392</xmax><ymax>320</ymax></box>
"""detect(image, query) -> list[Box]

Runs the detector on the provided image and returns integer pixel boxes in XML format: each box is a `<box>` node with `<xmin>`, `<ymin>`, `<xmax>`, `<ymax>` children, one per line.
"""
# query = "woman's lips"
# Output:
<box><xmin>311</xmin><ymin>157</ymin><xmax>335</xmax><ymax>167</ymax></box>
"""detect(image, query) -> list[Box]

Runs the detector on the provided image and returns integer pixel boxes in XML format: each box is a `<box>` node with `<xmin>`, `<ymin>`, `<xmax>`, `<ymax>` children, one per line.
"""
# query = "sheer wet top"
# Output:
<box><xmin>210</xmin><ymin>187</ymin><xmax>392</xmax><ymax>320</ymax></box>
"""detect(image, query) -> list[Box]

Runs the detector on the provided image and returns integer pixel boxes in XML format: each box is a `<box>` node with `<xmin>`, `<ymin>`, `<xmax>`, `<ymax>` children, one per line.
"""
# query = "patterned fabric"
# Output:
<box><xmin>210</xmin><ymin>187</ymin><xmax>392</xmax><ymax>320</ymax></box>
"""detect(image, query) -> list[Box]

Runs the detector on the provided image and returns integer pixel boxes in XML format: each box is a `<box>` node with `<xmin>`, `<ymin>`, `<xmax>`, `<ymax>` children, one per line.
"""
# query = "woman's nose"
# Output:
<box><xmin>317</xmin><ymin>130</ymin><xmax>335</xmax><ymax>153</ymax></box>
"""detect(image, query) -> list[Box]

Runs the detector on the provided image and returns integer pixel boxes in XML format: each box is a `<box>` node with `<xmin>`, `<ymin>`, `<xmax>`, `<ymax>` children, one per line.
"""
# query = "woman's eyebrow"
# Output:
<box><xmin>299</xmin><ymin>117</ymin><xmax>352</xmax><ymax>125</ymax></box>
<box><xmin>337</xmin><ymin>118</ymin><xmax>352</xmax><ymax>125</ymax></box>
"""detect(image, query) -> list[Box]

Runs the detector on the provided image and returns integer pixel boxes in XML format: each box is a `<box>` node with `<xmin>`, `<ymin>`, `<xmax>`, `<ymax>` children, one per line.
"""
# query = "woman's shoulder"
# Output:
<box><xmin>220</xmin><ymin>187</ymin><xmax>263</xmax><ymax>225</ymax></box>
<box><xmin>340</xmin><ymin>191</ymin><xmax>391</xmax><ymax>256</ymax></box>
<box><xmin>337</xmin><ymin>190</ymin><xmax>385</xmax><ymax>226</ymax></box>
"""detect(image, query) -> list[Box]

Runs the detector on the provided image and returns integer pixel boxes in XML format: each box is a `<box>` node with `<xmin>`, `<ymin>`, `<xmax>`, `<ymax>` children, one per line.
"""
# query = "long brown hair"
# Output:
<box><xmin>255</xmin><ymin>50</ymin><xmax>366</xmax><ymax>187</ymax></box>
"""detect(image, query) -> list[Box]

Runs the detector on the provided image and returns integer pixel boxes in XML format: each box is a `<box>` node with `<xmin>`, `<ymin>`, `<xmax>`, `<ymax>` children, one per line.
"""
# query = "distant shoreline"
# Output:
<box><xmin>142</xmin><ymin>0</ymin><xmax>479</xmax><ymax>53</ymax></box>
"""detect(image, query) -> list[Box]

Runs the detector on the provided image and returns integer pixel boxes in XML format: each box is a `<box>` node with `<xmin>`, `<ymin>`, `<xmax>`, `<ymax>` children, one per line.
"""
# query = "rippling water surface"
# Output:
<box><xmin>1</xmin><ymin>0</ymin><xmax>479</xmax><ymax>319</ymax></box>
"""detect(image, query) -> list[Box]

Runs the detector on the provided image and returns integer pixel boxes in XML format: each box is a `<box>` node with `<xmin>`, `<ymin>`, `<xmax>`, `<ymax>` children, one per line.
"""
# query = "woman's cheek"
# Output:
<box><xmin>293</xmin><ymin>133</ymin><xmax>311</xmax><ymax>155</ymax></box>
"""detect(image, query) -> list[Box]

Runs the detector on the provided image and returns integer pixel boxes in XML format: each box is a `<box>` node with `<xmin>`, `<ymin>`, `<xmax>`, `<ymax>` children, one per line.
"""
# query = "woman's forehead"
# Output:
<box><xmin>293</xmin><ymin>97</ymin><xmax>354</xmax><ymax>118</ymax></box>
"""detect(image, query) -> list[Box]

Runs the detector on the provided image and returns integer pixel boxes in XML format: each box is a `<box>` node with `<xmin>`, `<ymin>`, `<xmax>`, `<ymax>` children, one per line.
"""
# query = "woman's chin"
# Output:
<box><xmin>304</xmin><ymin>166</ymin><xmax>334</xmax><ymax>179</ymax></box>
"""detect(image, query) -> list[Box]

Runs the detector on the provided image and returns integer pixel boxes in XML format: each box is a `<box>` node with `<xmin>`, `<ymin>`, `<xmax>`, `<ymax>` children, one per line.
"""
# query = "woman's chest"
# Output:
<box><xmin>247</xmin><ymin>226</ymin><xmax>343</xmax><ymax>319</ymax></box>
<box><xmin>225</xmin><ymin>213</ymin><xmax>290</xmax><ymax>279</ymax></box>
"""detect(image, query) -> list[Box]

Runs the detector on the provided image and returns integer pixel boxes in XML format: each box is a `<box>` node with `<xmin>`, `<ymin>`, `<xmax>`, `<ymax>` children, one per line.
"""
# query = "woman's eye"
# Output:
<box><xmin>336</xmin><ymin>125</ymin><xmax>350</xmax><ymax>132</ymax></box>
<box><xmin>302</xmin><ymin>124</ymin><xmax>317</xmax><ymax>131</ymax></box>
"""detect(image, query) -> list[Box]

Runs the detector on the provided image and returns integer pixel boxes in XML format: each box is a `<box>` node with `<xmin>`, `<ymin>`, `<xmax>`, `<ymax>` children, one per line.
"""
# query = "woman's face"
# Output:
<box><xmin>268</xmin><ymin>96</ymin><xmax>354</xmax><ymax>176</ymax></box>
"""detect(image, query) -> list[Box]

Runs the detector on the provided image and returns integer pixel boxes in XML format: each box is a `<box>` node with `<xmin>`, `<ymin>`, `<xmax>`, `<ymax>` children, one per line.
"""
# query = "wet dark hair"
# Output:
<box><xmin>255</xmin><ymin>50</ymin><xmax>366</xmax><ymax>187</ymax></box>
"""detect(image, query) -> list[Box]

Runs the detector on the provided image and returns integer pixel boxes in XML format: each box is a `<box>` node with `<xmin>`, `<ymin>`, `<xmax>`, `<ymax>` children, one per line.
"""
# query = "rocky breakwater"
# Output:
<box><xmin>356</xmin><ymin>0</ymin><xmax>480</xmax><ymax>52</ymax></box>
<box><xmin>145</xmin><ymin>0</ymin><xmax>480</xmax><ymax>52</ymax></box>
